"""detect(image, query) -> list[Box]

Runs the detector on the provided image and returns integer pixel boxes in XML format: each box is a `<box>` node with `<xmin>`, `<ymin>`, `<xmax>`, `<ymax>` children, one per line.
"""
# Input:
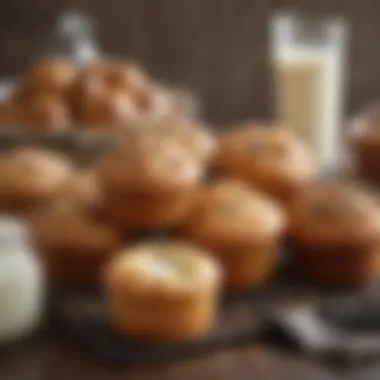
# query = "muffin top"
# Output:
<box><xmin>155</xmin><ymin>117</ymin><xmax>216</xmax><ymax>162</ymax></box>
<box><xmin>71</xmin><ymin>61</ymin><xmax>176</xmax><ymax>128</ymax></box>
<box><xmin>135</xmin><ymin>84</ymin><xmax>176</xmax><ymax>122</ymax></box>
<box><xmin>21</xmin><ymin>95</ymin><xmax>72</xmax><ymax>132</ymax></box>
<box><xmin>288</xmin><ymin>182</ymin><xmax>380</xmax><ymax>244</ymax></box>
<box><xmin>31</xmin><ymin>202</ymin><xmax>120</xmax><ymax>255</ymax></box>
<box><xmin>77</xmin><ymin>60</ymin><xmax>148</xmax><ymax>94</ymax></box>
<box><xmin>71</xmin><ymin>61</ymin><xmax>148</xmax><ymax>106</ymax></box>
<box><xmin>80</xmin><ymin>88</ymin><xmax>139</xmax><ymax>129</ymax></box>
<box><xmin>97</xmin><ymin>129</ymin><xmax>204</xmax><ymax>195</ymax></box>
<box><xmin>182</xmin><ymin>180</ymin><xmax>285</xmax><ymax>246</ymax></box>
<box><xmin>105</xmin><ymin>241</ymin><xmax>221</xmax><ymax>298</ymax></box>
<box><xmin>0</xmin><ymin>148</ymin><xmax>73</xmax><ymax>199</ymax></box>
<box><xmin>216</xmin><ymin>124</ymin><xmax>315</xmax><ymax>185</ymax></box>
<box><xmin>20</xmin><ymin>58</ymin><xmax>77</xmax><ymax>98</ymax></box>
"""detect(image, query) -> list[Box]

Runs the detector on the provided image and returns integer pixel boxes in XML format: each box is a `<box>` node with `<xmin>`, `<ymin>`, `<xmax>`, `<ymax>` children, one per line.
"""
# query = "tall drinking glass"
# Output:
<box><xmin>270</xmin><ymin>12</ymin><xmax>348</xmax><ymax>173</ymax></box>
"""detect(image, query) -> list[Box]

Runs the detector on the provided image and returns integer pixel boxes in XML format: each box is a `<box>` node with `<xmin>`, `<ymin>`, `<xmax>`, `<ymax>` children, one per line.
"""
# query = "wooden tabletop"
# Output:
<box><xmin>0</xmin><ymin>329</ymin><xmax>378</xmax><ymax>380</ymax></box>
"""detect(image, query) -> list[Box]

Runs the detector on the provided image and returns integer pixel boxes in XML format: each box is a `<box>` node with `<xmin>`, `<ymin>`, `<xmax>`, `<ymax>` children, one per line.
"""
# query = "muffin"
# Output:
<box><xmin>181</xmin><ymin>180</ymin><xmax>285</xmax><ymax>289</ymax></box>
<box><xmin>134</xmin><ymin>84</ymin><xmax>175</xmax><ymax>123</ymax></box>
<box><xmin>104</xmin><ymin>241</ymin><xmax>222</xmax><ymax>341</ymax></box>
<box><xmin>215</xmin><ymin>124</ymin><xmax>316</xmax><ymax>205</ymax></box>
<box><xmin>18</xmin><ymin>58</ymin><xmax>77</xmax><ymax>101</ymax></box>
<box><xmin>20</xmin><ymin>95</ymin><xmax>72</xmax><ymax>132</ymax></box>
<box><xmin>0</xmin><ymin>148</ymin><xmax>73</xmax><ymax>213</ymax></box>
<box><xmin>288</xmin><ymin>182</ymin><xmax>380</xmax><ymax>286</ymax></box>
<box><xmin>348</xmin><ymin>102</ymin><xmax>380</xmax><ymax>184</ymax></box>
<box><xmin>31</xmin><ymin>202</ymin><xmax>121</xmax><ymax>285</ymax></box>
<box><xmin>80</xmin><ymin>89</ymin><xmax>139</xmax><ymax>129</ymax></box>
<box><xmin>79</xmin><ymin>60</ymin><xmax>148</xmax><ymax>94</ymax></box>
<box><xmin>70</xmin><ymin>60</ymin><xmax>148</xmax><ymax>121</ymax></box>
<box><xmin>155</xmin><ymin>117</ymin><xmax>216</xmax><ymax>163</ymax></box>
<box><xmin>98</xmin><ymin>129</ymin><xmax>204</xmax><ymax>230</ymax></box>
<box><xmin>105</xmin><ymin>60</ymin><xmax>149</xmax><ymax>94</ymax></box>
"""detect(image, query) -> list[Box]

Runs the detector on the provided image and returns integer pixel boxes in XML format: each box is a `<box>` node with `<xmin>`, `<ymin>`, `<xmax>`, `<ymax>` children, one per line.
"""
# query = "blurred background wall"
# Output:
<box><xmin>0</xmin><ymin>0</ymin><xmax>378</xmax><ymax>124</ymax></box>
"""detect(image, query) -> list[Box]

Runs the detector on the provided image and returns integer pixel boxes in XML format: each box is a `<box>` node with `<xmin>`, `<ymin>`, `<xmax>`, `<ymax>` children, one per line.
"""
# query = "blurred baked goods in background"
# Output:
<box><xmin>214</xmin><ymin>123</ymin><xmax>316</xmax><ymax>206</ymax></box>
<box><xmin>98</xmin><ymin>128</ymin><xmax>206</xmax><ymax>231</ymax></box>
<box><xmin>0</xmin><ymin>147</ymin><xmax>73</xmax><ymax>213</ymax></box>
<box><xmin>104</xmin><ymin>241</ymin><xmax>222</xmax><ymax>341</ymax></box>
<box><xmin>79</xmin><ymin>88</ymin><xmax>138</xmax><ymax>130</ymax></box>
<box><xmin>288</xmin><ymin>182</ymin><xmax>380</xmax><ymax>286</ymax></box>
<box><xmin>72</xmin><ymin>60</ymin><xmax>148</xmax><ymax>96</ymax></box>
<box><xmin>17</xmin><ymin>59</ymin><xmax>77</xmax><ymax>102</ymax></box>
<box><xmin>0</xmin><ymin>57</ymin><xmax>198</xmax><ymax>132</ymax></box>
<box><xmin>181</xmin><ymin>180</ymin><xmax>285</xmax><ymax>289</ymax></box>
<box><xmin>69</xmin><ymin>60</ymin><xmax>144</xmax><ymax>128</ymax></box>
<box><xmin>20</xmin><ymin>95</ymin><xmax>73</xmax><ymax>132</ymax></box>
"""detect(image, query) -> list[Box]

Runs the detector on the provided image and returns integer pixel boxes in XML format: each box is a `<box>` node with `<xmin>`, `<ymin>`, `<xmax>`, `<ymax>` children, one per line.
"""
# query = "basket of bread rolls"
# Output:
<box><xmin>0</xmin><ymin>57</ymin><xmax>199</xmax><ymax>162</ymax></box>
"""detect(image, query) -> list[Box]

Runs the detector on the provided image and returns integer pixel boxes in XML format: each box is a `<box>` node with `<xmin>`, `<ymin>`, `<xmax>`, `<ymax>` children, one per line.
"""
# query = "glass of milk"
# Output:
<box><xmin>271</xmin><ymin>11</ymin><xmax>348</xmax><ymax>174</ymax></box>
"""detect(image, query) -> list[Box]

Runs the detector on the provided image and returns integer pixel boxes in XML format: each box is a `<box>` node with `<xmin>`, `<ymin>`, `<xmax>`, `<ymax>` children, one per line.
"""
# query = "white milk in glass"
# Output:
<box><xmin>271</xmin><ymin>14</ymin><xmax>347</xmax><ymax>172</ymax></box>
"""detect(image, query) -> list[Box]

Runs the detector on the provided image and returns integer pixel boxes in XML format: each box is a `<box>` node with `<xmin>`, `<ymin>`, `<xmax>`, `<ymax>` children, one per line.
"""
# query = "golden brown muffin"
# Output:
<box><xmin>155</xmin><ymin>117</ymin><xmax>216</xmax><ymax>163</ymax></box>
<box><xmin>348</xmin><ymin>102</ymin><xmax>380</xmax><ymax>184</ymax></box>
<box><xmin>104</xmin><ymin>241</ymin><xmax>222</xmax><ymax>341</ymax></box>
<box><xmin>18</xmin><ymin>58</ymin><xmax>77</xmax><ymax>101</ymax></box>
<box><xmin>20</xmin><ymin>95</ymin><xmax>72</xmax><ymax>132</ymax></box>
<box><xmin>82</xmin><ymin>60</ymin><xmax>148</xmax><ymax>93</ymax></box>
<box><xmin>104</xmin><ymin>60</ymin><xmax>148</xmax><ymax>93</ymax></box>
<box><xmin>215</xmin><ymin>124</ymin><xmax>316</xmax><ymax>205</ymax></box>
<box><xmin>31</xmin><ymin>202</ymin><xmax>121</xmax><ymax>285</ymax></box>
<box><xmin>181</xmin><ymin>180</ymin><xmax>285</xmax><ymax>289</ymax></box>
<box><xmin>0</xmin><ymin>148</ymin><xmax>73</xmax><ymax>213</ymax></box>
<box><xmin>288</xmin><ymin>182</ymin><xmax>380</xmax><ymax>286</ymax></box>
<box><xmin>133</xmin><ymin>85</ymin><xmax>174</xmax><ymax>122</ymax></box>
<box><xmin>80</xmin><ymin>89</ymin><xmax>139</xmax><ymax>129</ymax></box>
<box><xmin>98</xmin><ymin>129</ymin><xmax>204</xmax><ymax>230</ymax></box>
<box><xmin>69</xmin><ymin>60</ymin><xmax>148</xmax><ymax>120</ymax></box>
<box><xmin>0</xmin><ymin>100</ymin><xmax>21</xmax><ymax>127</ymax></box>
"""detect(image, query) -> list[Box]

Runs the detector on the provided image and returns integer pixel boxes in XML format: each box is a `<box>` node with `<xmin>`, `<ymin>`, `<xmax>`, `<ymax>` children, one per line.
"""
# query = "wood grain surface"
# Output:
<box><xmin>1</xmin><ymin>330</ymin><xmax>379</xmax><ymax>380</ymax></box>
<box><xmin>0</xmin><ymin>333</ymin><xmax>337</xmax><ymax>380</ymax></box>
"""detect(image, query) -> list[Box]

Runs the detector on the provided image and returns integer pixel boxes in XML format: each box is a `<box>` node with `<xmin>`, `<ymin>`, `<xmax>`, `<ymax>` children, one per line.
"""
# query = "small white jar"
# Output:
<box><xmin>0</xmin><ymin>217</ymin><xmax>44</xmax><ymax>344</ymax></box>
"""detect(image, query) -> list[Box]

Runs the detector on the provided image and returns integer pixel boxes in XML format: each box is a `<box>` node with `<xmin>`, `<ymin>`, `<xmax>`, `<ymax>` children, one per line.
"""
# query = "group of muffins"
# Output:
<box><xmin>0</xmin><ymin>58</ymin><xmax>186</xmax><ymax>132</ymax></box>
<box><xmin>212</xmin><ymin>125</ymin><xmax>380</xmax><ymax>288</ymax></box>
<box><xmin>2</xmin><ymin>115</ymin><xmax>380</xmax><ymax>343</ymax></box>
